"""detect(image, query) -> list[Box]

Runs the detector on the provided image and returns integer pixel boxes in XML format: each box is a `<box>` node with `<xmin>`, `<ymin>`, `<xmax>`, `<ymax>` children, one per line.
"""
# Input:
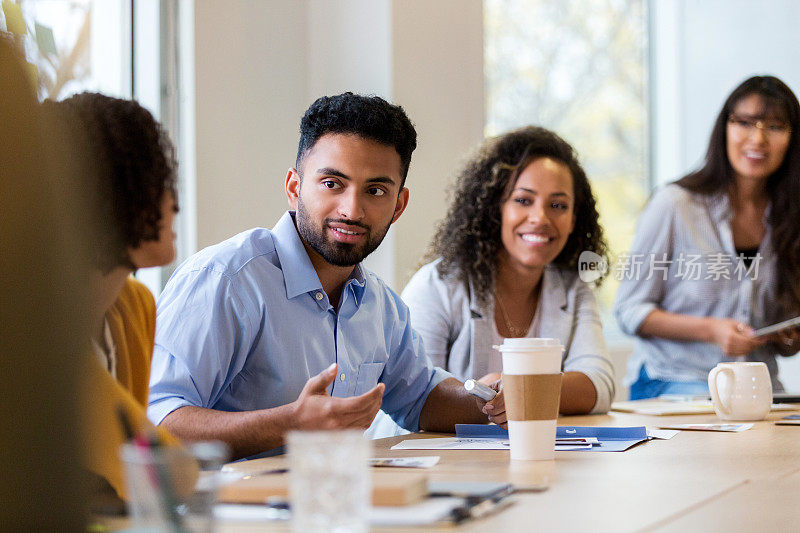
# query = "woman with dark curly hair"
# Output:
<box><xmin>402</xmin><ymin>126</ymin><xmax>615</xmax><ymax>415</ymax></box>
<box><xmin>615</xmin><ymin>76</ymin><xmax>800</xmax><ymax>399</ymax></box>
<box><xmin>44</xmin><ymin>92</ymin><xmax>188</xmax><ymax>499</ymax></box>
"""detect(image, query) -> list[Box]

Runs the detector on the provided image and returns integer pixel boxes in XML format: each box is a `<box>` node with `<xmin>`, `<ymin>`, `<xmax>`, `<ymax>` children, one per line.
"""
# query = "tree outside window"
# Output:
<box><xmin>485</xmin><ymin>0</ymin><xmax>649</xmax><ymax>320</ymax></box>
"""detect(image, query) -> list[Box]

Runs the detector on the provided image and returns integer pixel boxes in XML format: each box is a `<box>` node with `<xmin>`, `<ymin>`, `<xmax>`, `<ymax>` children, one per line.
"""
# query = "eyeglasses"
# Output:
<box><xmin>728</xmin><ymin>115</ymin><xmax>792</xmax><ymax>140</ymax></box>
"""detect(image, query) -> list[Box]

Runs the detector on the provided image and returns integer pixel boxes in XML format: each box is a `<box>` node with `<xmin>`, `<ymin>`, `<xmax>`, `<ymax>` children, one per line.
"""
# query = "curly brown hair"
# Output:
<box><xmin>44</xmin><ymin>92</ymin><xmax>178</xmax><ymax>272</ymax></box>
<box><xmin>427</xmin><ymin>126</ymin><xmax>608</xmax><ymax>305</ymax></box>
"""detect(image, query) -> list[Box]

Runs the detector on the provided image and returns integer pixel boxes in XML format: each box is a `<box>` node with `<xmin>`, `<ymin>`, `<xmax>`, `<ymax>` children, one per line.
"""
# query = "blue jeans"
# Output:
<box><xmin>629</xmin><ymin>365</ymin><xmax>709</xmax><ymax>400</ymax></box>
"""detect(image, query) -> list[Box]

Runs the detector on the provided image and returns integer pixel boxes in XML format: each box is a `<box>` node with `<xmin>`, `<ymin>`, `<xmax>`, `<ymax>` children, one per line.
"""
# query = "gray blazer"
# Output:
<box><xmin>402</xmin><ymin>260</ymin><xmax>615</xmax><ymax>413</ymax></box>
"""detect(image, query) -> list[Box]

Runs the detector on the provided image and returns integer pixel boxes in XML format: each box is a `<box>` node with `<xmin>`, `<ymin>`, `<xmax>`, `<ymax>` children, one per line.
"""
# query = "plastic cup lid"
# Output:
<box><xmin>492</xmin><ymin>337</ymin><xmax>564</xmax><ymax>352</ymax></box>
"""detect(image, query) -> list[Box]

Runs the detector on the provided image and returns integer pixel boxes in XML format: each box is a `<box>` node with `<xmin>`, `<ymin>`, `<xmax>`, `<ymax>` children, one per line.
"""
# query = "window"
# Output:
<box><xmin>3</xmin><ymin>0</ymin><xmax>132</xmax><ymax>99</ymax></box>
<box><xmin>2</xmin><ymin>0</ymin><xmax>189</xmax><ymax>297</ymax></box>
<box><xmin>485</xmin><ymin>0</ymin><xmax>649</xmax><ymax>325</ymax></box>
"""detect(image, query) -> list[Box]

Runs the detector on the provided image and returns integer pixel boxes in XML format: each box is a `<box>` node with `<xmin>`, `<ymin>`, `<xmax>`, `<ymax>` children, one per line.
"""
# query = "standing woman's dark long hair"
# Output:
<box><xmin>676</xmin><ymin>75</ymin><xmax>800</xmax><ymax>314</ymax></box>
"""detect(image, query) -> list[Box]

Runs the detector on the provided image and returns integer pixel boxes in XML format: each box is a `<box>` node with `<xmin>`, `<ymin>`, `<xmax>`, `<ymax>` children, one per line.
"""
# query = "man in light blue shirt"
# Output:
<box><xmin>148</xmin><ymin>93</ymin><xmax>506</xmax><ymax>458</ymax></box>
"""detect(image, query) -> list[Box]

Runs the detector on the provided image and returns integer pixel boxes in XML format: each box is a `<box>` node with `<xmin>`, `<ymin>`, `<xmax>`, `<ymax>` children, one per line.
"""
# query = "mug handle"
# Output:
<box><xmin>708</xmin><ymin>366</ymin><xmax>734</xmax><ymax>417</ymax></box>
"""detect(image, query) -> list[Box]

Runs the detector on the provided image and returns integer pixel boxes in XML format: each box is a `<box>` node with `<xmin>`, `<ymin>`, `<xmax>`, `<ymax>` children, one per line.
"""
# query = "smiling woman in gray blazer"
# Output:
<box><xmin>402</xmin><ymin>126</ymin><xmax>615</xmax><ymax>414</ymax></box>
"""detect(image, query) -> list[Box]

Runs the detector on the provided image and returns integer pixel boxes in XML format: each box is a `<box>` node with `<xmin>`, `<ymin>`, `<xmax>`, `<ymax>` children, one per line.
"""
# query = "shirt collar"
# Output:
<box><xmin>347</xmin><ymin>264</ymin><xmax>367</xmax><ymax>306</ymax></box>
<box><xmin>541</xmin><ymin>265</ymin><xmax>568</xmax><ymax>311</ymax></box>
<box><xmin>707</xmin><ymin>190</ymin><xmax>732</xmax><ymax>224</ymax></box>
<box><xmin>272</xmin><ymin>211</ymin><xmax>367</xmax><ymax>307</ymax></box>
<box><xmin>707</xmin><ymin>189</ymin><xmax>772</xmax><ymax>225</ymax></box>
<box><xmin>272</xmin><ymin>211</ymin><xmax>325</xmax><ymax>300</ymax></box>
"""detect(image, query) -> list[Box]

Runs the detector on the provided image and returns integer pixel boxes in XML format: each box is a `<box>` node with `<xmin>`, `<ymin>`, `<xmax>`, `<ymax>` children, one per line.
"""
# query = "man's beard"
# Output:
<box><xmin>295</xmin><ymin>198</ymin><xmax>390</xmax><ymax>267</ymax></box>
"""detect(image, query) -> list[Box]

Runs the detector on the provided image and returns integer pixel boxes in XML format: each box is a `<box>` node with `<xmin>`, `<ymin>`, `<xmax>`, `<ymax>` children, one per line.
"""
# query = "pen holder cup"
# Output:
<box><xmin>120</xmin><ymin>440</ymin><xmax>229</xmax><ymax>533</ymax></box>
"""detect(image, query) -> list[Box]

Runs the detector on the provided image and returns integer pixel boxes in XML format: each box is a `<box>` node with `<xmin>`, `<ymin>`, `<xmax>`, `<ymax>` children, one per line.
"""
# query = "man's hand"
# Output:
<box><xmin>159</xmin><ymin>363</ymin><xmax>385</xmax><ymax>460</ymax></box>
<box><xmin>479</xmin><ymin>377</ymin><xmax>507</xmax><ymax>428</ymax></box>
<box><xmin>290</xmin><ymin>363</ymin><xmax>385</xmax><ymax>430</ymax></box>
<box><xmin>710</xmin><ymin>319</ymin><xmax>765</xmax><ymax>356</ymax></box>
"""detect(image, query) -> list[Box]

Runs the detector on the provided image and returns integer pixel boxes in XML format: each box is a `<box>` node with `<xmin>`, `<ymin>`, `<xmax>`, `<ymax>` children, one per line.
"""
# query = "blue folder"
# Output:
<box><xmin>454</xmin><ymin>424</ymin><xmax>651</xmax><ymax>452</ymax></box>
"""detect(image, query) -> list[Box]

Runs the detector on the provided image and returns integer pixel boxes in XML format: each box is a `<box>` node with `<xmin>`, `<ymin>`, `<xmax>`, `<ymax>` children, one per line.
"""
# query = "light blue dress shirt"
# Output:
<box><xmin>148</xmin><ymin>211</ymin><xmax>451</xmax><ymax>432</ymax></box>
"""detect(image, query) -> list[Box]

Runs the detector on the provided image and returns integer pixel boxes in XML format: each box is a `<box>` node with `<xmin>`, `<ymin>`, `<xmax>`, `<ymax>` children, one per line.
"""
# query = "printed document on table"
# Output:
<box><xmin>453</xmin><ymin>424</ymin><xmax>659</xmax><ymax>452</ymax></box>
<box><xmin>390</xmin><ymin>437</ymin><xmax>595</xmax><ymax>451</ymax></box>
<box><xmin>370</xmin><ymin>456</ymin><xmax>441</xmax><ymax>468</ymax></box>
<box><xmin>657</xmin><ymin>423</ymin><xmax>753</xmax><ymax>432</ymax></box>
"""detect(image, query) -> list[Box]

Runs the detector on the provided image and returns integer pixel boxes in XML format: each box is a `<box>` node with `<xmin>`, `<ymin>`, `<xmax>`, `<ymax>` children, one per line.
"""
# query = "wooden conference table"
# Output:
<box><xmin>101</xmin><ymin>406</ymin><xmax>800</xmax><ymax>532</ymax></box>
<box><xmin>214</xmin><ymin>407</ymin><xmax>800</xmax><ymax>532</ymax></box>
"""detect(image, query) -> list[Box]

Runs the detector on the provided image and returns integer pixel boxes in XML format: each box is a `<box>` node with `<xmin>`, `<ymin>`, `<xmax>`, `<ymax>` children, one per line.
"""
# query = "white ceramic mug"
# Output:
<box><xmin>708</xmin><ymin>362</ymin><xmax>772</xmax><ymax>421</ymax></box>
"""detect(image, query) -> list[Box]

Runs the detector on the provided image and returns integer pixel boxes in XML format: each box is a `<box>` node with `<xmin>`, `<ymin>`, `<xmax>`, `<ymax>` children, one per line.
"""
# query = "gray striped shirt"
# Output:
<box><xmin>614</xmin><ymin>184</ymin><xmax>790</xmax><ymax>390</ymax></box>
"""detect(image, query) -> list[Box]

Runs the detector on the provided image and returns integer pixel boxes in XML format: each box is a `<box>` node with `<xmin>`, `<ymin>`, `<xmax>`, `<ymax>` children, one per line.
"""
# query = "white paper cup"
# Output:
<box><xmin>495</xmin><ymin>338</ymin><xmax>564</xmax><ymax>461</ymax></box>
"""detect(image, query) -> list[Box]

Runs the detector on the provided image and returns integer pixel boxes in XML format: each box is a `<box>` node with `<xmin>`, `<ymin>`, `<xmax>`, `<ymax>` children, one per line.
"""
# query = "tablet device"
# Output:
<box><xmin>772</xmin><ymin>392</ymin><xmax>800</xmax><ymax>403</ymax></box>
<box><xmin>751</xmin><ymin>316</ymin><xmax>800</xmax><ymax>338</ymax></box>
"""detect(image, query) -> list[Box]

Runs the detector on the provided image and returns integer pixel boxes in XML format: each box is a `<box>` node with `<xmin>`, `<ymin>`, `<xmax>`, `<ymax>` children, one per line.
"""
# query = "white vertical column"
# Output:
<box><xmin>132</xmin><ymin>0</ymin><xmax>164</xmax><ymax>295</ymax></box>
<box><xmin>390</xmin><ymin>0</ymin><xmax>485</xmax><ymax>288</ymax></box>
<box><xmin>90</xmin><ymin>0</ymin><xmax>132</xmax><ymax>98</ymax></box>
<box><xmin>192</xmin><ymin>0</ymin><xmax>309</xmax><ymax>250</ymax></box>
<box><xmin>305</xmin><ymin>0</ymin><xmax>396</xmax><ymax>285</ymax></box>
<box><xmin>649</xmin><ymin>0</ymin><xmax>682</xmax><ymax>187</ymax></box>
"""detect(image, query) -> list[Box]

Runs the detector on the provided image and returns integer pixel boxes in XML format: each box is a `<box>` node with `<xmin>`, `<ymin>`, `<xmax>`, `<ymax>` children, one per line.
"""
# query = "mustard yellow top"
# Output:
<box><xmin>83</xmin><ymin>277</ymin><xmax>179</xmax><ymax>499</ymax></box>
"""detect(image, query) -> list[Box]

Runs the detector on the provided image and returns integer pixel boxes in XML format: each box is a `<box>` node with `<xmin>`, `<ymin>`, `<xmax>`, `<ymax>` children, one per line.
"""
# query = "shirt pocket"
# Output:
<box><xmin>354</xmin><ymin>362</ymin><xmax>385</xmax><ymax>395</ymax></box>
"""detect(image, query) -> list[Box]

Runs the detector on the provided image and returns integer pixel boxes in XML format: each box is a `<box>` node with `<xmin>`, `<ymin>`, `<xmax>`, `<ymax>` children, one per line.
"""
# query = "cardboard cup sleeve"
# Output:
<box><xmin>503</xmin><ymin>373</ymin><xmax>563</xmax><ymax>421</ymax></box>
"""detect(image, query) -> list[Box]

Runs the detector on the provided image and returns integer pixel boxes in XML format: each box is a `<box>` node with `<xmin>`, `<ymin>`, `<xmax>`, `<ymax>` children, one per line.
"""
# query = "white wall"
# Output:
<box><xmin>193</xmin><ymin>0</ymin><xmax>309</xmax><ymax>250</ymax></box>
<box><xmin>391</xmin><ymin>0</ymin><xmax>485</xmax><ymax>285</ymax></box>
<box><xmin>304</xmin><ymin>0</ymin><xmax>396</xmax><ymax>282</ymax></box>
<box><xmin>651</xmin><ymin>0</ymin><xmax>800</xmax><ymax>186</ymax></box>
<box><xmin>189</xmin><ymin>0</ymin><xmax>484</xmax><ymax>289</ymax></box>
<box><xmin>651</xmin><ymin>0</ymin><xmax>800</xmax><ymax>390</ymax></box>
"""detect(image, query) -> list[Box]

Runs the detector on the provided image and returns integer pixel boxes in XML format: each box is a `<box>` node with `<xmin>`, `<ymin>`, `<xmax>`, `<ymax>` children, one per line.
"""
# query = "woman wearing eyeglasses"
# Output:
<box><xmin>614</xmin><ymin>75</ymin><xmax>800</xmax><ymax>399</ymax></box>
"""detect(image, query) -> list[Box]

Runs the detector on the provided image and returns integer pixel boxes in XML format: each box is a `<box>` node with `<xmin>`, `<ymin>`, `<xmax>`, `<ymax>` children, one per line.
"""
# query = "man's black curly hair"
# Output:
<box><xmin>427</xmin><ymin>126</ymin><xmax>609</xmax><ymax>305</ymax></box>
<box><xmin>296</xmin><ymin>92</ymin><xmax>417</xmax><ymax>184</ymax></box>
<box><xmin>44</xmin><ymin>92</ymin><xmax>178</xmax><ymax>272</ymax></box>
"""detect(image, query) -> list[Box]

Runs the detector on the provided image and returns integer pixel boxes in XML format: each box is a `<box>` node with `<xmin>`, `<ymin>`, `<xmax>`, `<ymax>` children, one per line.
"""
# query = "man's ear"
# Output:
<box><xmin>391</xmin><ymin>187</ymin><xmax>410</xmax><ymax>224</ymax></box>
<box><xmin>285</xmin><ymin>168</ymin><xmax>301</xmax><ymax>209</ymax></box>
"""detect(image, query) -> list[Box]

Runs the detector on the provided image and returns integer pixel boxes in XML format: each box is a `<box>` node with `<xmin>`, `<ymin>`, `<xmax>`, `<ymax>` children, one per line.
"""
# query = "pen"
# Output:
<box><xmin>241</xmin><ymin>468</ymin><xmax>289</xmax><ymax>479</ymax></box>
<box><xmin>447</xmin><ymin>485</ymin><xmax>515</xmax><ymax>524</ymax></box>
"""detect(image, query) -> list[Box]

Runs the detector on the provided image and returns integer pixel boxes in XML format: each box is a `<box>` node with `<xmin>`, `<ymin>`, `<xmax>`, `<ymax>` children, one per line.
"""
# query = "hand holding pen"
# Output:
<box><xmin>464</xmin><ymin>379</ymin><xmax>507</xmax><ymax>428</ymax></box>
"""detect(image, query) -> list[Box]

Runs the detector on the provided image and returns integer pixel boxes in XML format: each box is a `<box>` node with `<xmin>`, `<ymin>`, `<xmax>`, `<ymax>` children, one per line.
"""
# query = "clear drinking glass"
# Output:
<box><xmin>287</xmin><ymin>430</ymin><xmax>371</xmax><ymax>533</ymax></box>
